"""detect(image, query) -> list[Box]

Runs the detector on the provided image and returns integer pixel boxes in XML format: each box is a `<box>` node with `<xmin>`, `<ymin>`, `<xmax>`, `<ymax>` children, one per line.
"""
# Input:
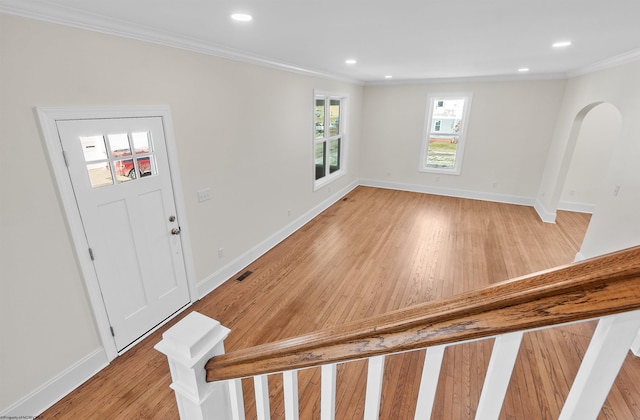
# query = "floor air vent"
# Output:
<box><xmin>236</xmin><ymin>270</ymin><xmax>253</xmax><ymax>282</ymax></box>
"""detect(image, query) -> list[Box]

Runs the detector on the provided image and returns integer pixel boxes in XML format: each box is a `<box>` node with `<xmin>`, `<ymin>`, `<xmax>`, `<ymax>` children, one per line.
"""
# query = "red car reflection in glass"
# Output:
<box><xmin>112</xmin><ymin>150</ymin><xmax>152</xmax><ymax>179</ymax></box>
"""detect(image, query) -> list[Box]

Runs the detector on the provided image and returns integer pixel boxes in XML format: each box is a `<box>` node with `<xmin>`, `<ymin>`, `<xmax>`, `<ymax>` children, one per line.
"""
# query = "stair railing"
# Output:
<box><xmin>156</xmin><ymin>246</ymin><xmax>640</xmax><ymax>420</ymax></box>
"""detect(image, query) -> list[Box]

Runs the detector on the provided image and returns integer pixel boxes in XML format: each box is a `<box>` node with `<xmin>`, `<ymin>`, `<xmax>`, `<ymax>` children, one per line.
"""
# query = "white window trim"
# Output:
<box><xmin>313</xmin><ymin>90</ymin><xmax>348</xmax><ymax>191</ymax></box>
<box><xmin>419</xmin><ymin>92</ymin><xmax>473</xmax><ymax>175</ymax></box>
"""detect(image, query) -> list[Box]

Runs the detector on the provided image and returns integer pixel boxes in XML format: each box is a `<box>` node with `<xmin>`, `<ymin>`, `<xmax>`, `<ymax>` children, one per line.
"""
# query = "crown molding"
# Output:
<box><xmin>364</xmin><ymin>72</ymin><xmax>569</xmax><ymax>86</ymax></box>
<box><xmin>0</xmin><ymin>3</ymin><xmax>363</xmax><ymax>85</ymax></box>
<box><xmin>568</xmin><ymin>48</ymin><xmax>640</xmax><ymax>77</ymax></box>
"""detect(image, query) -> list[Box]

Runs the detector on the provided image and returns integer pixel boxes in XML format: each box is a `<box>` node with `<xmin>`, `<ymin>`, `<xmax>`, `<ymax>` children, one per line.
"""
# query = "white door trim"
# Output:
<box><xmin>36</xmin><ymin>105</ymin><xmax>197</xmax><ymax>361</ymax></box>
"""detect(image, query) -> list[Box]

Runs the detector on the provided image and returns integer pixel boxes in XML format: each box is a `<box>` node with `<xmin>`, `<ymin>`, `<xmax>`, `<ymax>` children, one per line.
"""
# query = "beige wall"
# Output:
<box><xmin>0</xmin><ymin>13</ymin><xmax>362</xmax><ymax>411</ymax></box>
<box><xmin>360</xmin><ymin>79</ymin><xmax>567</xmax><ymax>198</ymax></box>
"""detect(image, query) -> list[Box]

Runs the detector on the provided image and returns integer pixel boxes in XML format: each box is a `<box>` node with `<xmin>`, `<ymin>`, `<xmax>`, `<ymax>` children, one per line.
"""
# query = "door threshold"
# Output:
<box><xmin>116</xmin><ymin>301</ymin><xmax>192</xmax><ymax>357</ymax></box>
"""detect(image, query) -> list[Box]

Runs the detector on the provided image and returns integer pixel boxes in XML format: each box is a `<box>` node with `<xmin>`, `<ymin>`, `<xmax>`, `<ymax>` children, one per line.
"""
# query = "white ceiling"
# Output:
<box><xmin>2</xmin><ymin>0</ymin><xmax>640</xmax><ymax>83</ymax></box>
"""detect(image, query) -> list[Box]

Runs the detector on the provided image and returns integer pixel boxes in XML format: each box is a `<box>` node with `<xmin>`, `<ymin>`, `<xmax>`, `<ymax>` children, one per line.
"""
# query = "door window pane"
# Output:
<box><xmin>87</xmin><ymin>162</ymin><xmax>114</xmax><ymax>188</ymax></box>
<box><xmin>132</xmin><ymin>131</ymin><xmax>151</xmax><ymax>154</ymax></box>
<box><xmin>137</xmin><ymin>156</ymin><xmax>155</xmax><ymax>177</ymax></box>
<box><xmin>115</xmin><ymin>159</ymin><xmax>136</xmax><ymax>182</ymax></box>
<box><xmin>80</xmin><ymin>135</ymin><xmax>108</xmax><ymax>163</ymax></box>
<box><xmin>108</xmin><ymin>133</ymin><xmax>130</xmax><ymax>156</ymax></box>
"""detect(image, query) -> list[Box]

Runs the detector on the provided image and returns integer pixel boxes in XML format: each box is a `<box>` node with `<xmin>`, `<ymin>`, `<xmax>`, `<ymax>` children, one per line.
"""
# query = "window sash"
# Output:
<box><xmin>314</xmin><ymin>92</ymin><xmax>345</xmax><ymax>187</ymax></box>
<box><xmin>420</xmin><ymin>94</ymin><xmax>472</xmax><ymax>175</ymax></box>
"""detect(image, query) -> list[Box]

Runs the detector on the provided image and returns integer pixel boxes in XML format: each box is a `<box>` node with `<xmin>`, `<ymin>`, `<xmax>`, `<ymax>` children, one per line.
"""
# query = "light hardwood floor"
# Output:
<box><xmin>41</xmin><ymin>186</ymin><xmax>640</xmax><ymax>419</ymax></box>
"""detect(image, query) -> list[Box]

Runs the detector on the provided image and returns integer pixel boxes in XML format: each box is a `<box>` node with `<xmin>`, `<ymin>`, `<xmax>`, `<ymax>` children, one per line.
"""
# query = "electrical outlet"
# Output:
<box><xmin>218</xmin><ymin>248</ymin><xmax>224</xmax><ymax>258</ymax></box>
<box><xmin>197</xmin><ymin>188</ymin><xmax>212</xmax><ymax>202</ymax></box>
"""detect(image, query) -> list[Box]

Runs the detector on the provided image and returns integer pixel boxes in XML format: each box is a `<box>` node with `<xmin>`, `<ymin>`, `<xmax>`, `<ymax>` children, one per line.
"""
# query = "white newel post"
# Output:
<box><xmin>155</xmin><ymin>311</ymin><xmax>233</xmax><ymax>420</ymax></box>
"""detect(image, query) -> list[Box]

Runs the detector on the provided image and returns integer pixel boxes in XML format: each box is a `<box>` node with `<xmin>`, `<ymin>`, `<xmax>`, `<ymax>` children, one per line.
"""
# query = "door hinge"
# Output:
<box><xmin>110</xmin><ymin>326</ymin><xmax>115</xmax><ymax>337</ymax></box>
<box><xmin>88</xmin><ymin>248</ymin><xmax>95</xmax><ymax>261</ymax></box>
<box><xmin>62</xmin><ymin>150</ymin><xmax>69</xmax><ymax>167</ymax></box>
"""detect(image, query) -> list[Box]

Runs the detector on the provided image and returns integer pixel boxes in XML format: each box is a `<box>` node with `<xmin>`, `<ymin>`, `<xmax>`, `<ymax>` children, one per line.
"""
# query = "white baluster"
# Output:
<box><xmin>560</xmin><ymin>311</ymin><xmax>640</xmax><ymax>420</ymax></box>
<box><xmin>475</xmin><ymin>332</ymin><xmax>523</xmax><ymax>420</ymax></box>
<box><xmin>283</xmin><ymin>370</ymin><xmax>299</xmax><ymax>420</ymax></box>
<box><xmin>364</xmin><ymin>355</ymin><xmax>386</xmax><ymax>420</ymax></box>
<box><xmin>228</xmin><ymin>378</ymin><xmax>245</xmax><ymax>420</ymax></box>
<box><xmin>321</xmin><ymin>364</ymin><xmax>337</xmax><ymax>420</ymax></box>
<box><xmin>254</xmin><ymin>375</ymin><xmax>270</xmax><ymax>420</ymax></box>
<box><xmin>414</xmin><ymin>345</ymin><xmax>446</xmax><ymax>419</ymax></box>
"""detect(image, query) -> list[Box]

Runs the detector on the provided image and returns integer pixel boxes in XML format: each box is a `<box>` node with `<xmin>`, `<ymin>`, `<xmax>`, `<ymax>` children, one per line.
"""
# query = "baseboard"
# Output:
<box><xmin>0</xmin><ymin>348</ymin><xmax>108</xmax><ymax>418</ymax></box>
<box><xmin>558</xmin><ymin>201</ymin><xmax>595</xmax><ymax>214</ymax></box>
<box><xmin>196</xmin><ymin>180</ymin><xmax>360</xmax><ymax>298</ymax></box>
<box><xmin>359</xmin><ymin>179</ymin><xmax>536</xmax><ymax>207</ymax></box>
<box><xmin>534</xmin><ymin>198</ymin><xmax>557</xmax><ymax>223</ymax></box>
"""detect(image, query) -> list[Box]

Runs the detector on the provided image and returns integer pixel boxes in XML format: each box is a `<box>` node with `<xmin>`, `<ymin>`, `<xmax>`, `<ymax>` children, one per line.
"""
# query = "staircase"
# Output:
<box><xmin>156</xmin><ymin>246</ymin><xmax>640</xmax><ymax>419</ymax></box>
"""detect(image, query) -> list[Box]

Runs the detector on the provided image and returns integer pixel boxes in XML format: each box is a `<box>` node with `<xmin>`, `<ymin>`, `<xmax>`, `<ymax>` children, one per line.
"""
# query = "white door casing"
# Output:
<box><xmin>37</xmin><ymin>106</ymin><xmax>196</xmax><ymax>360</ymax></box>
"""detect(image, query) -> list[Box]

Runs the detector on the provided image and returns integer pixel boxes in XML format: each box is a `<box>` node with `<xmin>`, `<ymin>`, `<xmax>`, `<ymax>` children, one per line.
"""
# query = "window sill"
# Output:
<box><xmin>313</xmin><ymin>169</ymin><xmax>346</xmax><ymax>191</ymax></box>
<box><xmin>419</xmin><ymin>166</ymin><xmax>462</xmax><ymax>176</ymax></box>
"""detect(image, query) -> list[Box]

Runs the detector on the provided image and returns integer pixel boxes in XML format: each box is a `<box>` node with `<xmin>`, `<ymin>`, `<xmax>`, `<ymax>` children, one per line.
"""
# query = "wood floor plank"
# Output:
<box><xmin>40</xmin><ymin>186</ymin><xmax>640</xmax><ymax>419</ymax></box>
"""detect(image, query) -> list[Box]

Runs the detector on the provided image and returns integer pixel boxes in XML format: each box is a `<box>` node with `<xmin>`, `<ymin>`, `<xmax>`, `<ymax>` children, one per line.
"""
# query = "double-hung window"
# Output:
<box><xmin>420</xmin><ymin>93</ymin><xmax>472</xmax><ymax>174</ymax></box>
<box><xmin>314</xmin><ymin>92</ymin><xmax>346</xmax><ymax>189</ymax></box>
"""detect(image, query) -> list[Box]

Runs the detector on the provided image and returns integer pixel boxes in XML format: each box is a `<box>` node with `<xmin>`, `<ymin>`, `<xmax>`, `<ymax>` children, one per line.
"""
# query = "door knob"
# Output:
<box><xmin>171</xmin><ymin>227</ymin><xmax>181</xmax><ymax>235</ymax></box>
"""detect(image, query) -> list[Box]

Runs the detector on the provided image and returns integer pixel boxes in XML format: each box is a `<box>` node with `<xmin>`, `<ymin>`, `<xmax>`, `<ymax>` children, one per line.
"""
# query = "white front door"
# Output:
<box><xmin>56</xmin><ymin>117</ymin><xmax>190</xmax><ymax>351</ymax></box>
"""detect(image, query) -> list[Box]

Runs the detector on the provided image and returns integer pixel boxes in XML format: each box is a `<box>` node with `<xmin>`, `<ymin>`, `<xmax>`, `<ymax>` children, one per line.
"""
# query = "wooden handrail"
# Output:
<box><xmin>206</xmin><ymin>246</ymin><xmax>640</xmax><ymax>382</ymax></box>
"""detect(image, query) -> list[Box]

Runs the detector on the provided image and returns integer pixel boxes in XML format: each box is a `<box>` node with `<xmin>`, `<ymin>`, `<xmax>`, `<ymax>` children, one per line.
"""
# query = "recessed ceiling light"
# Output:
<box><xmin>345</xmin><ymin>59</ymin><xmax>357</xmax><ymax>65</ymax></box>
<box><xmin>518</xmin><ymin>68</ymin><xmax>530</xmax><ymax>72</ymax></box>
<box><xmin>231</xmin><ymin>13</ymin><xmax>253</xmax><ymax>22</ymax></box>
<box><xmin>552</xmin><ymin>41</ymin><xmax>572</xmax><ymax>48</ymax></box>
<box><xmin>384</xmin><ymin>75</ymin><xmax>393</xmax><ymax>79</ymax></box>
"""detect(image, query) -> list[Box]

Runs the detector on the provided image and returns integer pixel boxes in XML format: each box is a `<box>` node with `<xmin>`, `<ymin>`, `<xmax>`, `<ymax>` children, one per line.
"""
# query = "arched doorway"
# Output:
<box><xmin>559</xmin><ymin>103</ymin><xmax>622</xmax><ymax>213</ymax></box>
<box><xmin>554</xmin><ymin>102</ymin><xmax>622</xmax><ymax>259</ymax></box>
